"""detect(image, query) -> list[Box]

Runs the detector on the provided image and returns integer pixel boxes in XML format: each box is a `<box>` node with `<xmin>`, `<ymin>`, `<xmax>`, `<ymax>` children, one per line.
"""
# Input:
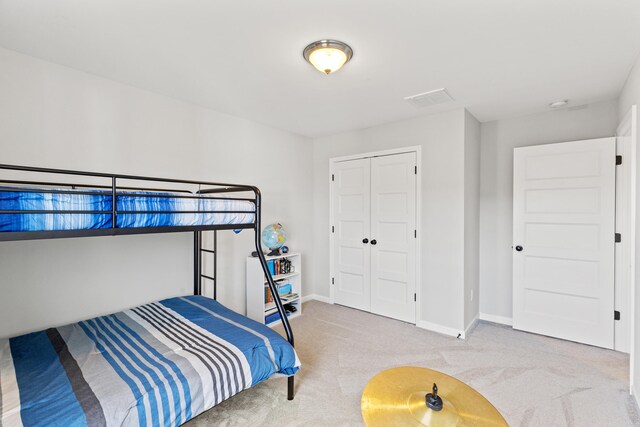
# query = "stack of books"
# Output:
<box><xmin>279</xmin><ymin>292</ymin><xmax>299</xmax><ymax>302</ymax></box>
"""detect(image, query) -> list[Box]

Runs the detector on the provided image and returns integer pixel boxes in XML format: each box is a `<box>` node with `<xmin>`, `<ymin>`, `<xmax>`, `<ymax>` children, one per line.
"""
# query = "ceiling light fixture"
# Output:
<box><xmin>303</xmin><ymin>40</ymin><xmax>353</xmax><ymax>75</ymax></box>
<box><xmin>549</xmin><ymin>99</ymin><xmax>569</xmax><ymax>108</ymax></box>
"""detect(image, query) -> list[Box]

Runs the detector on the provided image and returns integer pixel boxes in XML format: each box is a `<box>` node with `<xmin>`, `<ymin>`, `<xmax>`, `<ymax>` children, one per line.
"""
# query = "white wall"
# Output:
<box><xmin>464</xmin><ymin>111</ymin><xmax>481</xmax><ymax>329</ymax></box>
<box><xmin>618</xmin><ymin>53</ymin><xmax>640</xmax><ymax>402</ymax></box>
<box><xmin>0</xmin><ymin>47</ymin><xmax>313</xmax><ymax>338</ymax></box>
<box><xmin>479</xmin><ymin>100</ymin><xmax>619</xmax><ymax>321</ymax></box>
<box><xmin>312</xmin><ymin>108</ymin><xmax>474</xmax><ymax>333</ymax></box>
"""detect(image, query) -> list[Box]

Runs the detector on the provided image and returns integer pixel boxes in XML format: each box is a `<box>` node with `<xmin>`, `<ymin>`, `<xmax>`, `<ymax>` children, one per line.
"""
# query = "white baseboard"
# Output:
<box><xmin>301</xmin><ymin>294</ymin><xmax>330</xmax><ymax>304</ymax></box>
<box><xmin>632</xmin><ymin>384</ymin><xmax>640</xmax><ymax>411</ymax></box>
<box><xmin>417</xmin><ymin>320</ymin><xmax>464</xmax><ymax>339</ymax></box>
<box><xmin>463</xmin><ymin>315</ymin><xmax>479</xmax><ymax>339</ymax></box>
<box><xmin>479</xmin><ymin>312</ymin><xmax>513</xmax><ymax>326</ymax></box>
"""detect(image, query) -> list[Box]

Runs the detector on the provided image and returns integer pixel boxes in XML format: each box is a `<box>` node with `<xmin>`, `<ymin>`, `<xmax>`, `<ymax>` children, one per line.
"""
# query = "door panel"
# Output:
<box><xmin>333</xmin><ymin>158</ymin><xmax>371</xmax><ymax>311</ymax></box>
<box><xmin>513</xmin><ymin>138</ymin><xmax>616</xmax><ymax>349</ymax></box>
<box><xmin>370</xmin><ymin>153</ymin><xmax>417</xmax><ymax>323</ymax></box>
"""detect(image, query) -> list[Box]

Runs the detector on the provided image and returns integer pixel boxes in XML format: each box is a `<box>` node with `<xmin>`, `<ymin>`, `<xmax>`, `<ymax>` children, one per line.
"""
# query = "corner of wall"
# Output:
<box><xmin>619</xmin><ymin>53</ymin><xmax>640</xmax><ymax>117</ymax></box>
<box><xmin>463</xmin><ymin>109</ymin><xmax>481</xmax><ymax>329</ymax></box>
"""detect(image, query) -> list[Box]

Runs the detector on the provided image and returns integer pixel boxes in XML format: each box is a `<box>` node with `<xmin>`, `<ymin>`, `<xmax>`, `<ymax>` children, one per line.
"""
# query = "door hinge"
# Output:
<box><xmin>414</xmin><ymin>229</ymin><xmax>417</xmax><ymax>238</ymax></box>
<box><xmin>414</xmin><ymin>166</ymin><xmax>417</xmax><ymax>175</ymax></box>
<box><xmin>332</xmin><ymin>277</ymin><xmax>335</xmax><ymax>285</ymax></box>
<box><xmin>615</xmin><ymin>310</ymin><xmax>621</xmax><ymax>321</ymax></box>
<box><xmin>332</xmin><ymin>225</ymin><xmax>335</xmax><ymax>233</ymax></box>
<box><xmin>331</xmin><ymin>174</ymin><xmax>335</xmax><ymax>181</ymax></box>
<box><xmin>414</xmin><ymin>293</ymin><xmax>417</xmax><ymax>302</ymax></box>
<box><xmin>616</xmin><ymin>155</ymin><xmax>622</xmax><ymax>165</ymax></box>
<box><xmin>615</xmin><ymin>233</ymin><xmax>621</xmax><ymax>243</ymax></box>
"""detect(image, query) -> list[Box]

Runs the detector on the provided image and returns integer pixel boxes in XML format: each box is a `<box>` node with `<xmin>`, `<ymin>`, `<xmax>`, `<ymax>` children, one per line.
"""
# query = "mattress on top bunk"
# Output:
<box><xmin>0</xmin><ymin>295</ymin><xmax>300</xmax><ymax>427</ymax></box>
<box><xmin>0</xmin><ymin>186</ymin><xmax>256</xmax><ymax>232</ymax></box>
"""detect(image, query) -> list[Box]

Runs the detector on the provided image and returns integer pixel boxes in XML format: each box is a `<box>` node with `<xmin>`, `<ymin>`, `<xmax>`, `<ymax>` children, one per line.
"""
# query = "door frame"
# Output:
<box><xmin>329</xmin><ymin>145</ymin><xmax>422</xmax><ymax>325</ymax></box>
<box><xmin>616</xmin><ymin>105</ymin><xmax>637</xmax><ymax>391</ymax></box>
<box><xmin>615</xmin><ymin>106</ymin><xmax>637</xmax><ymax>354</ymax></box>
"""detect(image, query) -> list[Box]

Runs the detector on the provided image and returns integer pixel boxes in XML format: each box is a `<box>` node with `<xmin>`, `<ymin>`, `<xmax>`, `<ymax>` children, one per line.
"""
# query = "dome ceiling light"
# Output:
<box><xmin>303</xmin><ymin>40</ymin><xmax>353</xmax><ymax>75</ymax></box>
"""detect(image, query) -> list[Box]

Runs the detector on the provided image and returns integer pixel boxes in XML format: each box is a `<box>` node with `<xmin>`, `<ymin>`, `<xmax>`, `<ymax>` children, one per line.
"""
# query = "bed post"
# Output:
<box><xmin>194</xmin><ymin>231</ymin><xmax>202</xmax><ymax>296</ymax></box>
<box><xmin>251</xmin><ymin>187</ymin><xmax>295</xmax><ymax>401</ymax></box>
<box><xmin>213</xmin><ymin>230</ymin><xmax>217</xmax><ymax>300</ymax></box>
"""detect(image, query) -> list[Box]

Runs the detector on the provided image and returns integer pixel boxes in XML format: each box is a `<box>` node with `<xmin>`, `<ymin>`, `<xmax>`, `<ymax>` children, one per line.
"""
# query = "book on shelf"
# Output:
<box><xmin>266</xmin><ymin>258</ymin><xmax>294</xmax><ymax>276</ymax></box>
<box><xmin>265</xmin><ymin>311</ymin><xmax>287</xmax><ymax>324</ymax></box>
<box><xmin>264</xmin><ymin>304</ymin><xmax>298</xmax><ymax>324</ymax></box>
<box><xmin>276</xmin><ymin>282</ymin><xmax>292</xmax><ymax>295</ymax></box>
<box><xmin>264</xmin><ymin>280</ymin><xmax>294</xmax><ymax>304</ymax></box>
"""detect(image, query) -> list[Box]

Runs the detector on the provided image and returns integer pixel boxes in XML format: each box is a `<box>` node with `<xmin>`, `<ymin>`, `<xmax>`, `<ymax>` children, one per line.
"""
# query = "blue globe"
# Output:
<box><xmin>262</xmin><ymin>223</ymin><xmax>287</xmax><ymax>251</ymax></box>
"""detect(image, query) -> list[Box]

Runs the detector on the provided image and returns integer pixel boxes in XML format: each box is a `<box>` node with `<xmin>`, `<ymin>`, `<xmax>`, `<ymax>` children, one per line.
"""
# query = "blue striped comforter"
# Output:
<box><xmin>0</xmin><ymin>296</ymin><xmax>300</xmax><ymax>426</ymax></box>
<box><xmin>0</xmin><ymin>187</ymin><xmax>255</xmax><ymax>232</ymax></box>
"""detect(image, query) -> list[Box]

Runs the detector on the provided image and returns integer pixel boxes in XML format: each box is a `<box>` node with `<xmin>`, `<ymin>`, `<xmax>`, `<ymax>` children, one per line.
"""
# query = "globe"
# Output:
<box><xmin>262</xmin><ymin>223</ymin><xmax>287</xmax><ymax>255</ymax></box>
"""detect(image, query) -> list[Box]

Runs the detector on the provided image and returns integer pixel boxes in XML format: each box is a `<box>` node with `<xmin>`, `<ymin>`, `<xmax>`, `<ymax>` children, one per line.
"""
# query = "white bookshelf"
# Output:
<box><xmin>246</xmin><ymin>252</ymin><xmax>302</xmax><ymax>328</ymax></box>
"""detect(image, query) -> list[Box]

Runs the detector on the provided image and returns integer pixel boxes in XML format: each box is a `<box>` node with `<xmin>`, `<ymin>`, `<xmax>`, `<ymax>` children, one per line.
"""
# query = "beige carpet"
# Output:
<box><xmin>185</xmin><ymin>301</ymin><xmax>639</xmax><ymax>426</ymax></box>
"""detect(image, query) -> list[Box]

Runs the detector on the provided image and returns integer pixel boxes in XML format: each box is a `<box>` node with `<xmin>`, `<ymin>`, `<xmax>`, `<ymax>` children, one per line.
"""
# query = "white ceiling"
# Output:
<box><xmin>1</xmin><ymin>0</ymin><xmax>640</xmax><ymax>138</ymax></box>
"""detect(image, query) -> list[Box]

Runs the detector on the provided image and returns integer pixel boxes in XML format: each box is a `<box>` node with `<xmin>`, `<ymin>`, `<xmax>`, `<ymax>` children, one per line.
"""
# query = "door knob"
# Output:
<box><xmin>515</xmin><ymin>245</ymin><xmax>523</xmax><ymax>252</ymax></box>
<box><xmin>362</xmin><ymin>238</ymin><xmax>369</xmax><ymax>244</ymax></box>
<box><xmin>371</xmin><ymin>239</ymin><xmax>377</xmax><ymax>245</ymax></box>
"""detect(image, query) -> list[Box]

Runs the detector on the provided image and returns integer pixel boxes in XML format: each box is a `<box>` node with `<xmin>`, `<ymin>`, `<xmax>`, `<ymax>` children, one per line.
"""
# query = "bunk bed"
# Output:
<box><xmin>0</xmin><ymin>164</ymin><xmax>299</xmax><ymax>426</ymax></box>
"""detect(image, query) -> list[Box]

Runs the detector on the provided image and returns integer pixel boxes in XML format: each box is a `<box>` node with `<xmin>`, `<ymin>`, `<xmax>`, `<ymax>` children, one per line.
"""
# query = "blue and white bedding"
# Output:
<box><xmin>0</xmin><ymin>187</ymin><xmax>256</xmax><ymax>232</ymax></box>
<box><xmin>0</xmin><ymin>295</ymin><xmax>300</xmax><ymax>426</ymax></box>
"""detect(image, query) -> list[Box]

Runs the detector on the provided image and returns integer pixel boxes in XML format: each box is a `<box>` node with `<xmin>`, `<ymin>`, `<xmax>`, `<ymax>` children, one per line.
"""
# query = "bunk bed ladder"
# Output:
<box><xmin>194</xmin><ymin>230</ymin><xmax>217</xmax><ymax>298</ymax></box>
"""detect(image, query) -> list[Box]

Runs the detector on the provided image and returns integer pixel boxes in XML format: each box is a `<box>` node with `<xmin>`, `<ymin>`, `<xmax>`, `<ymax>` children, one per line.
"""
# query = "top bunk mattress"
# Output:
<box><xmin>0</xmin><ymin>295</ymin><xmax>300</xmax><ymax>426</ymax></box>
<box><xmin>0</xmin><ymin>187</ymin><xmax>256</xmax><ymax>232</ymax></box>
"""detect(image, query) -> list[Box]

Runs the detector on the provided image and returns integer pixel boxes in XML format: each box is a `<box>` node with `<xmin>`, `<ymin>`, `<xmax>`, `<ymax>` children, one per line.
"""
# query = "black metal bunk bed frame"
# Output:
<box><xmin>0</xmin><ymin>163</ymin><xmax>296</xmax><ymax>400</ymax></box>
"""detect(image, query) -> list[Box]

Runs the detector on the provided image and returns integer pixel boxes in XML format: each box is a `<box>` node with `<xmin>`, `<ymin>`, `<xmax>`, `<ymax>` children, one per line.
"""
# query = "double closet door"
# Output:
<box><xmin>331</xmin><ymin>152</ymin><xmax>417</xmax><ymax>323</ymax></box>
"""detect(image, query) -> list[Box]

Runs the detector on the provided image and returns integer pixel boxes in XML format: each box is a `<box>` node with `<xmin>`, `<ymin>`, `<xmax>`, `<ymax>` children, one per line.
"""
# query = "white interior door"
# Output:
<box><xmin>370</xmin><ymin>153</ymin><xmax>417</xmax><ymax>323</ymax></box>
<box><xmin>332</xmin><ymin>158</ymin><xmax>371</xmax><ymax>311</ymax></box>
<box><xmin>513</xmin><ymin>138</ymin><xmax>616</xmax><ymax>349</ymax></box>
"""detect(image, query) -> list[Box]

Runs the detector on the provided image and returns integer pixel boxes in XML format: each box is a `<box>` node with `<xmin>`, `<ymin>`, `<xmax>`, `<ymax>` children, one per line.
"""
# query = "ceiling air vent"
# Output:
<box><xmin>404</xmin><ymin>88</ymin><xmax>454</xmax><ymax>108</ymax></box>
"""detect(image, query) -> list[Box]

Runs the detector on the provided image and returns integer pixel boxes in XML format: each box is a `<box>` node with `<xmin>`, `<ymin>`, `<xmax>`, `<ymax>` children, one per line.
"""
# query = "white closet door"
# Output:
<box><xmin>370</xmin><ymin>153</ymin><xmax>417</xmax><ymax>323</ymax></box>
<box><xmin>513</xmin><ymin>138</ymin><xmax>616</xmax><ymax>349</ymax></box>
<box><xmin>332</xmin><ymin>158</ymin><xmax>371</xmax><ymax>311</ymax></box>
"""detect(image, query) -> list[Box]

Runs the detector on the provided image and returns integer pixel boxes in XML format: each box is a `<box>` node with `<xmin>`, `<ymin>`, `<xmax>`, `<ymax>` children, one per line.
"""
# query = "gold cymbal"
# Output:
<box><xmin>361</xmin><ymin>366</ymin><xmax>508</xmax><ymax>427</ymax></box>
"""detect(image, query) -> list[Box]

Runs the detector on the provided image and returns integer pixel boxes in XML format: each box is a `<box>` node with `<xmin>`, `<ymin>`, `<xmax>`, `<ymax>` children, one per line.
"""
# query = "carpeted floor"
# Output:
<box><xmin>185</xmin><ymin>301</ymin><xmax>639</xmax><ymax>426</ymax></box>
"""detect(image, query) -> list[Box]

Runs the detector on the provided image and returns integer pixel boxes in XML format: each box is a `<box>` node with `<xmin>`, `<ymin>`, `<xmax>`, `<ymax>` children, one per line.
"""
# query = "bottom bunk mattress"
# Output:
<box><xmin>0</xmin><ymin>295</ymin><xmax>300</xmax><ymax>427</ymax></box>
